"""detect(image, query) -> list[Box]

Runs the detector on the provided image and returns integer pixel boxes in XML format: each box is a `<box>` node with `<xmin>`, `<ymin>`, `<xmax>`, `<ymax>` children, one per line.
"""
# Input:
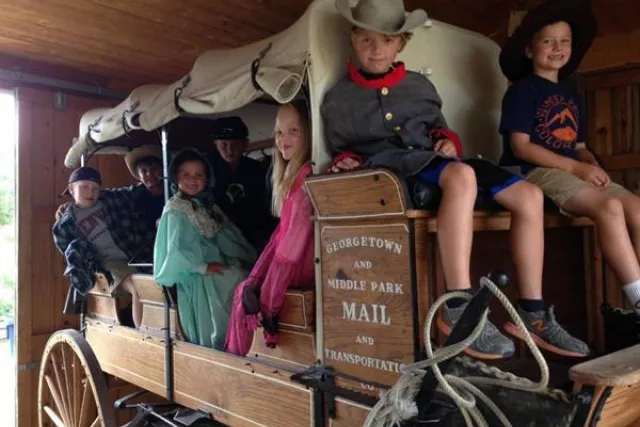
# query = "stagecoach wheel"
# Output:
<box><xmin>38</xmin><ymin>329</ymin><xmax>116</xmax><ymax>427</ymax></box>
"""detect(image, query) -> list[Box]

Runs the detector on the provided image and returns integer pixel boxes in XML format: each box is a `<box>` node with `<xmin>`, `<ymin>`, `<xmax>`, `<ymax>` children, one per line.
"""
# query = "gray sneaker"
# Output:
<box><xmin>503</xmin><ymin>305</ymin><xmax>591</xmax><ymax>358</ymax></box>
<box><xmin>437</xmin><ymin>303</ymin><xmax>515</xmax><ymax>360</ymax></box>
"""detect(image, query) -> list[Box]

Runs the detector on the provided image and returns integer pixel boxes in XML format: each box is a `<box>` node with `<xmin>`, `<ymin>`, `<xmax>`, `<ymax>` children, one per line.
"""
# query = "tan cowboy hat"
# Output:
<box><xmin>124</xmin><ymin>145</ymin><xmax>162</xmax><ymax>179</ymax></box>
<box><xmin>336</xmin><ymin>0</ymin><xmax>428</xmax><ymax>35</ymax></box>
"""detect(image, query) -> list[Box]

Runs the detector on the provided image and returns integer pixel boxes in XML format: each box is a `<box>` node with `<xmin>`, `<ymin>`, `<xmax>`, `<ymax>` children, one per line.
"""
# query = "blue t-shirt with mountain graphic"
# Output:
<box><xmin>499</xmin><ymin>73</ymin><xmax>586</xmax><ymax>174</ymax></box>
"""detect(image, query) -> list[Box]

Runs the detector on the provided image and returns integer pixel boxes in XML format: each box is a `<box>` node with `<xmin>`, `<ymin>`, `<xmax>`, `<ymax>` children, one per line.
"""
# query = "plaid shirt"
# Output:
<box><xmin>52</xmin><ymin>184</ymin><xmax>156</xmax><ymax>296</ymax></box>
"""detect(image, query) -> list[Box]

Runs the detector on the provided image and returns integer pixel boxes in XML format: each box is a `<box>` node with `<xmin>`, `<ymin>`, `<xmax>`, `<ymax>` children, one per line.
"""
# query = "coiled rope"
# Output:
<box><xmin>363</xmin><ymin>276</ymin><xmax>552</xmax><ymax>427</ymax></box>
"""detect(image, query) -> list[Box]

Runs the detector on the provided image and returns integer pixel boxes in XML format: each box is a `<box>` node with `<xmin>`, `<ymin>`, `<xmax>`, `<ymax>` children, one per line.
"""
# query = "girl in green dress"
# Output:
<box><xmin>154</xmin><ymin>148</ymin><xmax>256</xmax><ymax>349</ymax></box>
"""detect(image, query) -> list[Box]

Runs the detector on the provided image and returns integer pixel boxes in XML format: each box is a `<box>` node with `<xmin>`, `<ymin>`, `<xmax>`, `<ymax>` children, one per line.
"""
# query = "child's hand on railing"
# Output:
<box><xmin>329</xmin><ymin>157</ymin><xmax>361</xmax><ymax>173</ymax></box>
<box><xmin>327</xmin><ymin>152</ymin><xmax>363</xmax><ymax>173</ymax></box>
<box><xmin>55</xmin><ymin>202</ymin><xmax>72</xmax><ymax>221</ymax></box>
<box><xmin>434</xmin><ymin>139</ymin><xmax>457</xmax><ymax>157</ymax></box>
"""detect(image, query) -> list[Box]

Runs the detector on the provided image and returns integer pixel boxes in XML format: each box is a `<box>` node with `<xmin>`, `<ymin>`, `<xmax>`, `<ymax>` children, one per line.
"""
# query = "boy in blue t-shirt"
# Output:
<box><xmin>499</xmin><ymin>0</ymin><xmax>640</xmax><ymax>317</ymax></box>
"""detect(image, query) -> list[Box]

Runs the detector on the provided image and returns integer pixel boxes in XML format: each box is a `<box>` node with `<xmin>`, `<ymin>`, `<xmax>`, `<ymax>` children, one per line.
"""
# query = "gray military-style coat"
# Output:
<box><xmin>321</xmin><ymin>62</ymin><xmax>454</xmax><ymax>177</ymax></box>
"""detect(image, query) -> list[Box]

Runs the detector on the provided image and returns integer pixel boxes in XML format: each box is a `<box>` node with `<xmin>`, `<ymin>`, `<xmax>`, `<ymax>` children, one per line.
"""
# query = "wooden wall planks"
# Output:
<box><xmin>584</xmin><ymin>65</ymin><xmax>640</xmax><ymax>310</ymax></box>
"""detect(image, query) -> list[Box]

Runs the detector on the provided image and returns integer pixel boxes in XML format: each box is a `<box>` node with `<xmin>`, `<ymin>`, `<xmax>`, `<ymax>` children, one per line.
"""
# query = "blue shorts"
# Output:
<box><xmin>417</xmin><ymin>158</ymin><xmax>523</xmax><ymax>198</ymax></box>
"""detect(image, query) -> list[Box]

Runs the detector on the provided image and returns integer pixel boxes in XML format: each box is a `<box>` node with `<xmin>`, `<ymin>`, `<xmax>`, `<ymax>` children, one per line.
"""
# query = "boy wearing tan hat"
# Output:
<box><xmin>322</xmin><ymin>0</ymin><xmax>589</xmax><ymax>359</ymax></box>
<box><xmin>499</xmin><ymin>0</ymin><xmax>640</xmax><ymax>317</ymax></box>
<box><xmin>124</xmin><ymin>145</ymin><xmax>165</xmax><ymax>229</ymax></box>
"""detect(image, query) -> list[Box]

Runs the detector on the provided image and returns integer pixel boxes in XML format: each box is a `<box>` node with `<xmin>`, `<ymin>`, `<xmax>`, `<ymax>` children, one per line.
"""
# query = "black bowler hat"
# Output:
<box><xmin>61</xmin><ymin>166</ymin><xmax>102</xmax><ymax>196</ymax></box>
<box><xmin>499</xmin><ymin>0</ymin><xmax>597</xmax><ymax>82</ymax></box>
<box><xmin>211</xmin><ymin>116</ymin><xmax>249</xmax><ymax>141</ymax></box>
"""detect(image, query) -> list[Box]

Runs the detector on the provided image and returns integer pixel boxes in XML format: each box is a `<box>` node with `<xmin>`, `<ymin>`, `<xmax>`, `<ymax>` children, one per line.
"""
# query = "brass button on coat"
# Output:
<box><xmin>381</xmin><ymin>87</ymin><xmax>389</xmax><ymax>96</ymax></box>
<box><xmin>385</xmin><ymin>112</ymin><xmax>393</xmax><ymax>121</ymax></box>
<box><xmin>393</xmin><ymin>126</ymin><xmax>401</xmax><ymax>132</ymax></box>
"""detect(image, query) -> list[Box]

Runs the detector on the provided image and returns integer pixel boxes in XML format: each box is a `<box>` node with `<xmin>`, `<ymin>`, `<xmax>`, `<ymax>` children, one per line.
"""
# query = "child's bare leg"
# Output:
<box><xmin>493</xmin><ymin>180</ymin><xmax>544</xmax><ymax>300</ymax></box>
<box><xmin>563</xmin><ymin>190</ymin><xmax>640</xmax><ymax>284</ymax></box>
<box><xmin>436</xmin><ymin>163</ymin><xmax>517</xmax><ymax>359</ymax></box>
<box><xmin>121</xmin><ymin>277</ymin><xmax>142</xmax><ymax>328</ymax></box>
<box><xmin>563</xmin><ymin>189</ymin><xmax>640</xmax><ymax>315</ymax></box>
<box><xmin>496</xmin><ymin>181</ymin><xmax>589</xmax><ymax>357</ymax></box>
<box><xmin>618</xmin><ymin>193</ymin><xmax>640</xmax><ymax>260</ymax></box>
<box><xmin>437</xmin><ymin>162</ymin><xmax>476</xmax><ymax>290</ymax></box>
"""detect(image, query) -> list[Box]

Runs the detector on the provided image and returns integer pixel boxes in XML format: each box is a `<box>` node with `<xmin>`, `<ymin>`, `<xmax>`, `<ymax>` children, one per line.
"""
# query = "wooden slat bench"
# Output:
<box><xmin>280</xmin><ymin>288</ymin><xmax>315</xmax><ymax>333</ymax></box>
<box><xmin>86</xmin><ymin>272</ymin><xmax>123</xmax><ymax>325</ymax></box>
<box><xmin>86</xmin><ymin>269</ymin><xmax>315</xmax><ymax>364</ymax></box>
<box><xmin>570</xmin><ymin>344</ymin><xmax>640</xmax><ymax>426</ymax></box>
<box><xmin>130</xmin><ymin>274</ymin><xmax>182</xmax><ymax>340</ymax></box>
<box><xmin>86</xmin><ymin>274</ymin><xmax>182</xmax><ymax>339</ymax></box>
<box><xmin>248</xmin><ymin>288</ymin><xmax>317</xmax><ymax>367</ymax></box>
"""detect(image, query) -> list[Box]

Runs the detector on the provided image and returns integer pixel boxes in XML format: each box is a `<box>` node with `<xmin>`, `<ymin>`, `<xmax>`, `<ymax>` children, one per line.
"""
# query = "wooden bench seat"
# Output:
<box><xmin>280</xmin><ymin>288</ymin><xmax>315</xmax><ymax>333</ymax></box>
<box><xmin>130</xmin><ymin>274</ymin><xmax>182</xmax><ymax>339</ymax></box>
<box><xmin>407</xmin><ymin>210</ymin><xmax>594</xmax><ymax>232</ymax></box>
<box><xmin>248</xmin><ymin>288</ymin><xmax>316</xmax><ymax>366</ymax></box>
<box><xmin>86</xmin><ymin>272</ymin><xmax>122</xmax><ymax>325</ymax></box>
<box><xmin>570</xmin><ymin>344</ymin><xmax>640</xmax><ymax>426</ymax></box>
<box><xmin>307</xmin><ymin>168</ymin><xmax>594</xmax><ymax>230</ymax></box>
<box><xmin>570</xmin><ymin>344</ymin><xmax>640</xmax><ymax>387</ymax></box>
<box><xmin>88</xmin><ymin>270</ymin><xmax>312</xmax><ymax>340</ymax></box>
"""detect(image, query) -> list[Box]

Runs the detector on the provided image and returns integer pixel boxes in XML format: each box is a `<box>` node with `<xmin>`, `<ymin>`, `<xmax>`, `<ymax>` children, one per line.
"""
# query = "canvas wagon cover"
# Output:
<box><xmin>67</xmin><ymin>0</ymin><xmax>508</xmax><ymax>171</ymax></box>
<box><xmin>65</xmin><ymin>2</ymin><xmax>315</xmax><ymax>167</ymax></box>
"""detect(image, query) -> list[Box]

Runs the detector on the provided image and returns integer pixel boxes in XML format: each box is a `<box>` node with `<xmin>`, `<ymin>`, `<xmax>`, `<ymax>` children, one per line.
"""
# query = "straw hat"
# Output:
<box><xmin>124</xmin><ymin>145</ymin><xmax>162</xmax><ymax>179</ymax></box>
<box><xmin>335</xmin><ymin>0</ymin><xmax>427</xmax><ymax>35</ymax></box>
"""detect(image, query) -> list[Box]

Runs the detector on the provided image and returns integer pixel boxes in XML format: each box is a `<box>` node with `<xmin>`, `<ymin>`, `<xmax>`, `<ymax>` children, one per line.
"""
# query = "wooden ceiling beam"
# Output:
<box><xmin>190</xmin><ymin>0</ymin><xmax>308</xmax><ymax>35</ymax></box>
<box><xmin>0</xmin><ymin>16</ymin><xmax>189</xmax><ymax>81</ymax></box>
<box><xmin>88</xmin><ymin>0</ymin><xmax>270</xmax><ymax>47</ymax></box>
<box><xmin>5</xmin><ymin>0</ymin><xmax>213</xmax><ymax>60</ymax></box>
<box><xmin>0</xmin><ymin>34</ymin><xmax>165</xmax><ymax>87</ymax></box>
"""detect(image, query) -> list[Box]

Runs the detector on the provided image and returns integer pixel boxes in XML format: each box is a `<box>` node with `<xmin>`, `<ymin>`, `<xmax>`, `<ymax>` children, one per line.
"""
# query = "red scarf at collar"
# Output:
<box><xmin>348</xmin><ymin>60</ymin><xmax>407</xmax><ymax>89</ymax></box>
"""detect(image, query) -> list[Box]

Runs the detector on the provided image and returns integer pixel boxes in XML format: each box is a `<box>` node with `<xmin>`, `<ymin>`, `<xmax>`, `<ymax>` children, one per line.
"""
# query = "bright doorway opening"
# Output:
<box><xmin>0</xmin><ymin>90</ymin><xmax>17</xmax><ymax>427</ymax></box>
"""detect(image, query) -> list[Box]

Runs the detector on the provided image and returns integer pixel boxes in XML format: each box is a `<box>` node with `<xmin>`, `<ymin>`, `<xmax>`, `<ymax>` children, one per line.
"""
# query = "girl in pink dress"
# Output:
<box><xmin>225</xmin><ymin>100</ymin><xmax>314</xmax><ymax>356</ymax></box>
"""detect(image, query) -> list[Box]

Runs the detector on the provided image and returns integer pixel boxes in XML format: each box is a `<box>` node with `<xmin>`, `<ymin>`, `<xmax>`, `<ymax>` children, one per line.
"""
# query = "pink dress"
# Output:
<box><xmin>224</xmin><ymin>162</ymin><xmax>315</xmax><ymax>356</ymax></box>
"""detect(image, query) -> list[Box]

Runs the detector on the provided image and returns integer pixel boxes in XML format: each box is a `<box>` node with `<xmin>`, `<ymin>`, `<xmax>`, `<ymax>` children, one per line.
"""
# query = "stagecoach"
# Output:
<box><xmin>38</xmin><ymin>0</ymin><xmax>640</xmax><ymax>426</ymax></box>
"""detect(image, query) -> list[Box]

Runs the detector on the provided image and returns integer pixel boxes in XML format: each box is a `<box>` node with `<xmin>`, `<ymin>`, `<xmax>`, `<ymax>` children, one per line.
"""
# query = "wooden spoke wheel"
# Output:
<box><xmin>38</xmin><ymin>329</ymin><xmax>116</xmax><ymax>427</ymax></box>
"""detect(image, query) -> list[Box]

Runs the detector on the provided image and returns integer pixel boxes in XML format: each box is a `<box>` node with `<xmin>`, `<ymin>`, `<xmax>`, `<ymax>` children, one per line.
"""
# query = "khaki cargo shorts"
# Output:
<box><xmin>526</xmin><ymin>167</ymin><xmax>632</xmax><ymax>215</ymax></box>
<box><xmin>102</xmin><ymin>259</ymin><xmax>137</xmax><ymax>296</ymax></box>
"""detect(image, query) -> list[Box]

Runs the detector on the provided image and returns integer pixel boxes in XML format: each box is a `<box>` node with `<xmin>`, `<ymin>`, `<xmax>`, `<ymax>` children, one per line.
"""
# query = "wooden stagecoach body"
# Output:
<box><xmin>37</xmin><ymin>0</ymin><xmax>640</xmax><ymax>426</ymax></box>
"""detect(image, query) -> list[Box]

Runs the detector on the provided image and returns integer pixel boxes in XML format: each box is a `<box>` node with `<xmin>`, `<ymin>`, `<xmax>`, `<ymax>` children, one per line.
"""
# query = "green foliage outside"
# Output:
<box><xmin>0</xmin><ymin>189</ymin><xmax>13</xmax><ymax>226</ymax></box>
<box><xmin>0</xmin><ymin>170</ymin><xmax>14</xmax><ymax>319</ymax></box>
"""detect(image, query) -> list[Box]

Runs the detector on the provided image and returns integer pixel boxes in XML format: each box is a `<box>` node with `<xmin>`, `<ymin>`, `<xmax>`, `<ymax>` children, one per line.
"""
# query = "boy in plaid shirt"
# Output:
<box><xmin>53</xmin><ymin>166</ymin><xmax>154</xmax><ymax>325</ymax></box>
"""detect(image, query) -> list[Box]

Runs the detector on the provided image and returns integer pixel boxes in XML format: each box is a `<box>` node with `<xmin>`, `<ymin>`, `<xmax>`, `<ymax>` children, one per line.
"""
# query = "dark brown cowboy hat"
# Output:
<box><xmin>499</xmin><ymin>0</ymin><xmax>597</xmax><ymax>82</ymax></box>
